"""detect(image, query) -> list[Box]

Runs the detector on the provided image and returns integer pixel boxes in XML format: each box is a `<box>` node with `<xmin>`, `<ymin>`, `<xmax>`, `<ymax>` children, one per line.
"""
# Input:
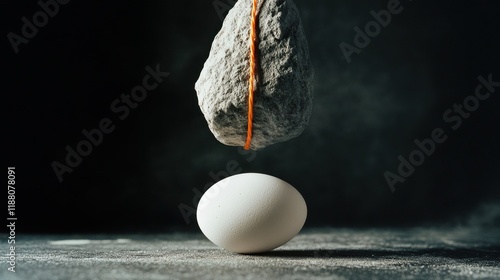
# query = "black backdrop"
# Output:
<box><xmin>3</xmin><ymin>0</ymin><xmax>500</xmax><ymax>233</ymax></box>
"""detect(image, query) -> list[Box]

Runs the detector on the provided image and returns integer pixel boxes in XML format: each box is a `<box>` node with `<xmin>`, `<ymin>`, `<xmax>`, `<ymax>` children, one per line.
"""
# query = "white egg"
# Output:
<box><xmin>196</xmin><ymin>173</ymin><xmax>307</xmax><ymax>254</ymax></box>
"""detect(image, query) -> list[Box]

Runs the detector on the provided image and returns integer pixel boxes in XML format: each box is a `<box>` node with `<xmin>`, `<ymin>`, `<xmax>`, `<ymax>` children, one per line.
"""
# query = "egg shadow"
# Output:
<box><xmin>251</xmin><ymin>247</ymin><xmax>500</xmax><ymax>261</ymax></box>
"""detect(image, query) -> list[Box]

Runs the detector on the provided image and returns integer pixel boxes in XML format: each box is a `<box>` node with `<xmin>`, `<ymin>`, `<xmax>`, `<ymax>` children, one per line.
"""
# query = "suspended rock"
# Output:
<box><xmin>195</xmin><ymin>0</ymin><xmax>314</xmax><ymax>150</ymax></box>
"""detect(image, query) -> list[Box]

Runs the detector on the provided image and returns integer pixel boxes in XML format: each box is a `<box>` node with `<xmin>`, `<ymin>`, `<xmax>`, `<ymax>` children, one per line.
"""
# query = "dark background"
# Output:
<box><xmin>2</xmin><ymin>0</ymin><xmax>500</xmax><ymax>233</ymax></box>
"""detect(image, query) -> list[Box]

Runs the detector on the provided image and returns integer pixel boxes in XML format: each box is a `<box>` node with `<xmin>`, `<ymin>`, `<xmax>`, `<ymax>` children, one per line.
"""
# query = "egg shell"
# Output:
<box><xmin>196</xmin><ymin>173</ymin><xmax>307</xmax><ymax>254</ymax></box>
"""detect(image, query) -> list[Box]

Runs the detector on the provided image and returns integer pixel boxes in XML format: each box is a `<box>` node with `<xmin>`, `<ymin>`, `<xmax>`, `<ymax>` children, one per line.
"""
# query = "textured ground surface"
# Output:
<box><xmin>1</xmin><ymin>228</ymin><xmax>499</xmax><ymax>280</ymax></box>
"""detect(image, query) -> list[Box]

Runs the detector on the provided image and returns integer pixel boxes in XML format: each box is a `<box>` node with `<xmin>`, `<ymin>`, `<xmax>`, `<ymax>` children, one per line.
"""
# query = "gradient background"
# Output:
<box><xmin>3</xmin><ymin>0</ymin><xmax>500</xmax><ymax>233</ymax></box>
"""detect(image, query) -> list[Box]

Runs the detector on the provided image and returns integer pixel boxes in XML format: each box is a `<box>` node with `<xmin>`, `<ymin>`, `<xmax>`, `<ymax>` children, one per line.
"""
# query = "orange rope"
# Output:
<box><xmin>244</xmin><ymin>0</ymin><xmax>258</xmax><ymax>150</ymax></box>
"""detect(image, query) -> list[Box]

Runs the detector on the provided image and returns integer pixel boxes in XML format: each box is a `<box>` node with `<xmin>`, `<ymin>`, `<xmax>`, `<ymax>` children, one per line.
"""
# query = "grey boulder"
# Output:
<box><xmin>195</xmin><ymin>0</ymin><xmax>314</xmax><ymax>150</ymax></box>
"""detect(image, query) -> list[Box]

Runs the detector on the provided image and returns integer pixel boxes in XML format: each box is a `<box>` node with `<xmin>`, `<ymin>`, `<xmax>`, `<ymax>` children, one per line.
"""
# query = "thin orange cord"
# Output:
<box><xmin>244</xmin><ymin>0</ymin><xmax>258</xmax><ymax>150</ymax></box>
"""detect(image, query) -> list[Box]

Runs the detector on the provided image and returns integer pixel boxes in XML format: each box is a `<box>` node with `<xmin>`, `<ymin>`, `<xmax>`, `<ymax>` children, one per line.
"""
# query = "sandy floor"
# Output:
<box><xmin>2</xmin><ymin>227</ymin><xmax>499</xmax><ymax>280</ymax></box>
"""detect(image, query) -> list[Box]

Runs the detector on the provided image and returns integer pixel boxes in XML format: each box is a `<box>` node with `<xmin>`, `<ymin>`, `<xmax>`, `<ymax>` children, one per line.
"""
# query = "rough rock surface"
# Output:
<box><xmin>195</xmin><ymin>0</ymin><xmax>314</xmax><ymax>150</ymax></box>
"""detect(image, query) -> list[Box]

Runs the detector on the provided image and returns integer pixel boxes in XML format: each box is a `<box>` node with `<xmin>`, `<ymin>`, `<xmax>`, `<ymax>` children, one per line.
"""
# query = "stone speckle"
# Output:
<box><xmin>195</xmin><ymin>0</ymin><xmax>314</xmax><ymax>150</ymax></box>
